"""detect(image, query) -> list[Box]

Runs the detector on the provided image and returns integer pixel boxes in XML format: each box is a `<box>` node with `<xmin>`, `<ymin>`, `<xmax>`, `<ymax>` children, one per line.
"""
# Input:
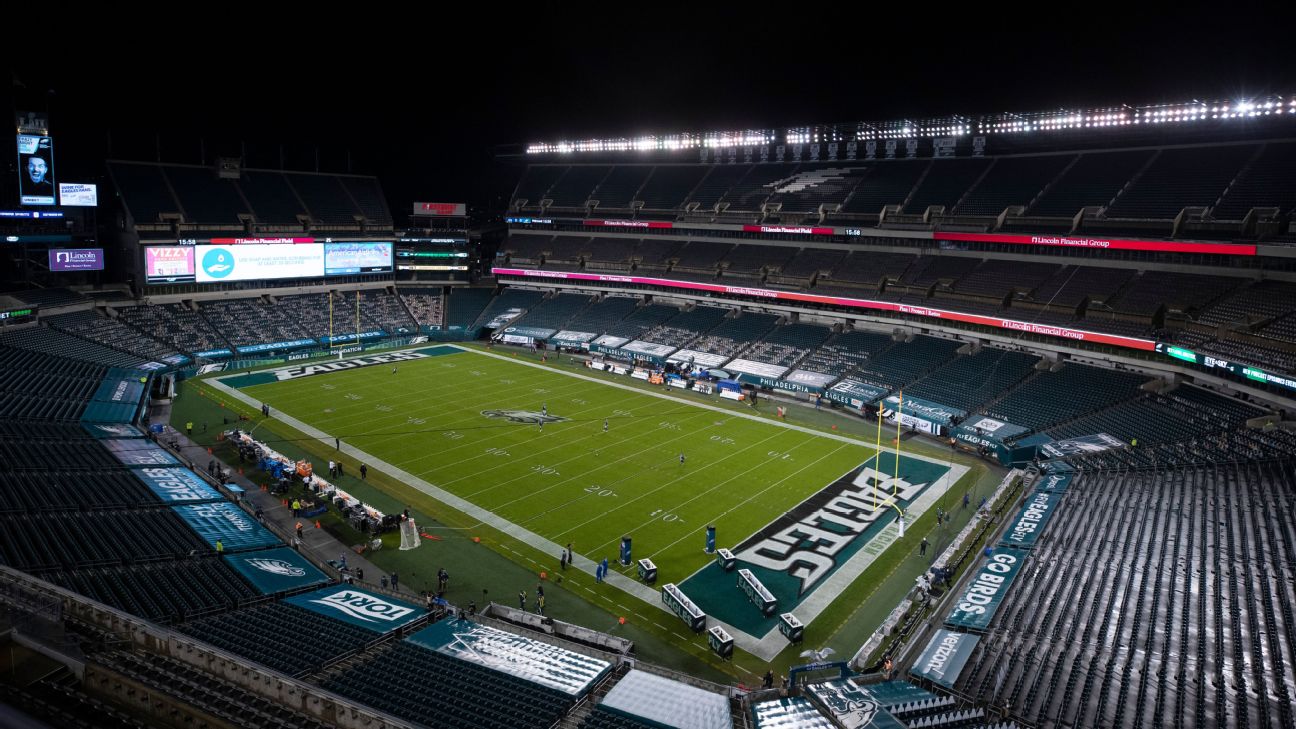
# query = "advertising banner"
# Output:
<box><xmin>323</xmin><ymin>241</ymin><xmax>392</xmax><ymax>275</ymax></box>
<box><xmin>998</xmin><ymin>489</ymin><xmax>1064</xmax><ymax>550</ymax></box>
<box><xmin>223</xmin><ymin>547</ymin><xmax>330</xmax><ymax>595</ymax></box>
<box><xmin>93</xmin><ymin>377</ymin><xmax>146</xmax><ymax>405</ymax></box>
<box><xmin>284</xmin><ymin>585</ymin><xmax>424</xmax><ymax>633</ymax></box>
<box><xmin>492</xmin><ymin>268</ymin><xmax>1159</xmax><ymax>351</ymax></box>
<box><xmin>102</xmin><ymin>438</ymin><xmax>180</xmax><ymax>468</ymax></box>
<box><xmin>145</xmin><ymin>246</ymin><xmax>196</xmax><ymax>284</ymax></box>
<box><xmin>1038</xmin><ymin>432</ymin><xmax>1124</xmax><ymax>459</ymax></box>
<box><xmin>49</xmin><ymin>248</ymin><xmax>104</xmax><ymax>272</ymax></box>
<box><xmin>135</xmin><ymin>467</ymin><xmax>223</xmax><ymax>504</ymax></box>
<box><xmin>826</xmin><ymin>379</ymin><xmax>889</xmax><ymax>408</ymax></box>
<box><xmin>945</xmin><ymin>551</ymin><xmax>1025</xmax><ymax>631</ymax></box>
<box><xmin>882</xmin><ymin>394</ymin><xmax>966</xmax><ymax>425</ymax></box>
<box><xmin>196</xmin><ymin>243</ymin><xmax>325</xmax><ymax>282</ymax></box>
<box><xmin>17</xmin><ymin>133</ymin><xmax>55</xmax><ymax>205</ymax></box>
<box><xmin>936</xmin><ymin>231</ymin><xmax>1256</xmax><ymax>257</ymax></box>
<box><xmin>622</xmin><ymin>340</ymin><xmax>677</xmax><ymax>359</ymax></box>
<box><xmin>910</xmin><ymin>629</ymin><xmax>980</xmax><ymax>688</ymax></box>
<box><xmin>784</xmin><ymin>370</ymin><xmax>838</xmax><ymax>389</ymax></box>
<box><xmin>172</xmin><ymin>502</ymin><xmax>281</xmax><ymax>552</ymax></box>
<box><xmin>58</xmin><ymin>183</ymin><xmax>98</xmax><ymax>207</ymax></box>
<box><xmin>413</xmin><ymin>202</ymin><xmax>467</xmax><ymax>216</ymax></box>
<box><xmin>550</xmin><ymin>330</ymin><xmax>598</xmax><ymax>346</ymax></box>
<box><xmin>501</xmin><ymin>325</ymin><xmax>558</xmax><ymax>340</ymax></box>
<box><xmin>726</xmin><ymin>359</ymin><xmax>791</xmax><ymax>379</ymax></box>
<box><xmin>236</xmin><ymin>338</ymin><xmax>318</xmax><ymax>354</ymax></box>
<box><xmin>408</xmin><ymin>621</ymin><xmax>611</xmax><ymax>696</ymax></box>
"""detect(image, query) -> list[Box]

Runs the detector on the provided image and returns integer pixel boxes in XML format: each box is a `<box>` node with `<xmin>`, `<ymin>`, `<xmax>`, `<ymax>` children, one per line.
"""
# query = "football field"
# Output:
<box><xmin>215</xmin><ymin>345</ymin><xmax>965</xmax><ymax>658</ymax></box>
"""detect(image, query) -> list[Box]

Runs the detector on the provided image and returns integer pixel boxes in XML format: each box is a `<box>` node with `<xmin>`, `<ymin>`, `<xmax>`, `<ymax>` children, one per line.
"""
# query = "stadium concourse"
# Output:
<box><xmin>2</xmin><ymin>95</ymin><xmax>1296</xmax><ymax>729</ymax></box>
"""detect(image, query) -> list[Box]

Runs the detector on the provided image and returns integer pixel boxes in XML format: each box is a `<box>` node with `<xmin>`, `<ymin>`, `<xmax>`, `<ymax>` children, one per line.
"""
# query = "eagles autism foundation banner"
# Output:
<box><xmin>135</xmin><ymin>467</ymin><xmax>222</xmax><ymax>504</ymax></box>
<box><xmin>223</xmin><ymin>547</ymin><xmax>330</xmax><ymax>594</ymax></box>
<box><xmin>172</xmin><ymin>502</ymin><xmax>280</xmax><ymax>552</ymax></box>
<box><xmin>285</xmin><ymin>585</ymin><xmax>424</xmax><ymax>633</ymax></box>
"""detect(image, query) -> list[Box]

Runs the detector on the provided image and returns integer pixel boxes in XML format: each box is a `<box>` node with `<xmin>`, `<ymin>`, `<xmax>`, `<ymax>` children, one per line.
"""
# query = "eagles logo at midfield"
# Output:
<box><xmin>481</xmin><ymin>409</ymin><xmax>568</xmax><ymax>424</ymax></box>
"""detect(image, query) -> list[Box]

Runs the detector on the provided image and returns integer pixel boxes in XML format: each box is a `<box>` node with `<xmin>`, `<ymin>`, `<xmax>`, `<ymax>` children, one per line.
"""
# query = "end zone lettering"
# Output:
<box><xmin>736</xmin><ymin>464</ymin><xmax>933</xmax><ymax>596</ymax></box>
<box><xmin>274</xmin><ymin>351</ymin><xmax>429</xmax><ymax>381</ymax></box>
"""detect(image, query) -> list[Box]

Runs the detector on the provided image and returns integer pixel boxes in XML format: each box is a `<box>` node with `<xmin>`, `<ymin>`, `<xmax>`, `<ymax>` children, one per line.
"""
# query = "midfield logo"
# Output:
<box><xmin>481</xmin><ymin>409</ymin><xmax>567</xmax><ymax>424</ymax></box>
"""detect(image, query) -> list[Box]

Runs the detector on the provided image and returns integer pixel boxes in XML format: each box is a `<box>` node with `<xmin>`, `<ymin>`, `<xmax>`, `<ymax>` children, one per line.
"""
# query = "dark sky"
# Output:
<box><xmin>7</xmin><ymin>8</ymin><xmax>1294</xmax><ymax>216</ymax></box>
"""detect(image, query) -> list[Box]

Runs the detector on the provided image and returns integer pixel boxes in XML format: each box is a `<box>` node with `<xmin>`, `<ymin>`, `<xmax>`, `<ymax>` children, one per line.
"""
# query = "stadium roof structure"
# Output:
<box><xmin>524</xmin><ymin>93</ymin><xmax>1296</xmax><ymax>154</ymax></box>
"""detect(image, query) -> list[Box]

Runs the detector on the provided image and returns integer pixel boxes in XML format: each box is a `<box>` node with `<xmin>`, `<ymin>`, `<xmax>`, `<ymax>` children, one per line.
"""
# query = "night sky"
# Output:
<box><xmin>6</xmin><ymin>10</ymin><xmax>1293</xmax><ymax>217</ymax></box>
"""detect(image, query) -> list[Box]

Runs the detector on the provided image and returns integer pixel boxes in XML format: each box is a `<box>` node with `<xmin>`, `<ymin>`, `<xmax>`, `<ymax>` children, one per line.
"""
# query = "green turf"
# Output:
<box><xmin>239</xmin><ymin>348</ymin><xmax>877</xmax><ymax>594</ymax></box>
<box><xmin>179</xmin><ymin>343</ymin><xmax>1003</xmax><ymax>680</ymax></box>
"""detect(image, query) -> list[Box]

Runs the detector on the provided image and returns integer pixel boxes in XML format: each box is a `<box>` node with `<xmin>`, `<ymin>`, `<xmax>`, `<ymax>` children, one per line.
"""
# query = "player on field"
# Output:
<box><xmin>603</xmin><ymin>419</ymin><xmax>608</xmax><ymax>432</ymax></box>
<box><xmin>679</xmin><ymin>452</ymin><xmax>686</xmax><ymax>465</ymax></box>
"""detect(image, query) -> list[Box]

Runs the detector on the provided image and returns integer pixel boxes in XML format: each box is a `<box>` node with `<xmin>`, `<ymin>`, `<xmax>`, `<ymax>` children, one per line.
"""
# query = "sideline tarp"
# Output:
<box><xmin>803</xmin><ymin>679</ymin><xmax>906</xmax><ymax>729</ymax></box>
<box><xmin>600</xmin><ymin>669</ymin><xmax>731</xmax><ymax>729</ymax></box>
<box><xmin>826</xmin><ymin>379</ymin><xmax>888</xmax><ymax>408</ymax></box>
<box><xmin>409</xmin><ymin>620</ymin><xmax>610</xmax><ymax>697</ymax></box>
<box><xmin>223</xmin><ymin>547</ymin><xmax>330</xmax><ymax>594</ymax></box>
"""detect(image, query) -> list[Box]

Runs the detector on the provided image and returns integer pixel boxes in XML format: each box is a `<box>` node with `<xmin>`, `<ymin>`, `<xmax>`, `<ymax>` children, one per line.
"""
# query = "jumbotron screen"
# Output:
<box><xmin>16</xmin><ymin>134</ymin><xmax>56</xmax><ymax>206</ymax></box>
<box><xmin>146</xmin><ymin>242</ymin><xmax>393</xmax><ymax>284</ymax></box>
<box><xmin>323</xmin><ymin>242</ymin><xmax>393</xmax><ymax>275</ymax></box>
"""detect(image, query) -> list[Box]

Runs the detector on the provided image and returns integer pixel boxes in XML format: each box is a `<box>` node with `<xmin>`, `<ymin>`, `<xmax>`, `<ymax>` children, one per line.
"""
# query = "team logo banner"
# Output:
<box><xmin>1037</xmin><ymin>432</ymin><xmax>1125</xmax><ymax>459</ymax></box>
<box><xmin>945</xmin><ymin>552</ymin><xmax>1025</xmax><ymax>632</ymax></box>
<box><xmin>82</xmin><ymin>423</ymin><xmax>145</xmax><ymax>439</ymax></box>
<box><xmin>102</xmin><ymin>438</ymin><xmax>179</xmax><ymax>467</ymax></box>
<box><xmin>135</xmin><ymin>468</ymin><xmax>222</xmax><ymax>504</ymax></box>
<box><xmin>999</xmin><ymin>489</ymin><xmax>1064</xmax><ymax>550</ymax></box>
<box><xmin>285</xmin><ymin>585</ymin><xmax>424</xmax><ymax>632</ymax></box>
<box><xmin>910</xmin><ymin>629</ymin><xmax>980</xmax><ymax>688</ymax></box>
<box><xmin>804</xmin><ymin>679</ymin><xmax>905</xmax><ymax>729</ymax></box>
<box><xmin>408</xmin><ymin>621</ymin><xmax>611</xmax><ymax>696</ymax></box>
<box><xmin>224</xmin><ymin>547</ymin><xmax>330</xmax><ymax>594</ymax></box>
<box><xmin>681</xmin><ymin>455</ymin><xmax>949</xmax><ymax>636</ymax></box>
<box><xmin>172</xmin><ymin>503</ymin><xmax>280</xmax><ymax>552</ymax></box>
